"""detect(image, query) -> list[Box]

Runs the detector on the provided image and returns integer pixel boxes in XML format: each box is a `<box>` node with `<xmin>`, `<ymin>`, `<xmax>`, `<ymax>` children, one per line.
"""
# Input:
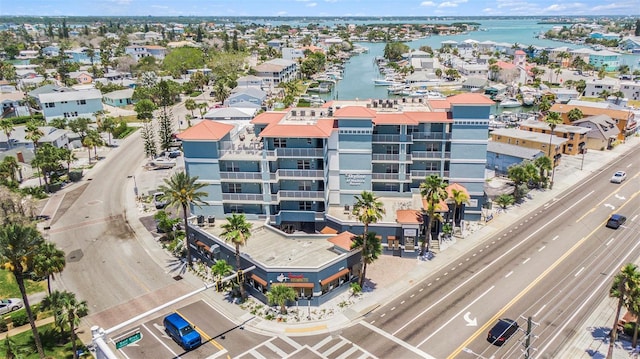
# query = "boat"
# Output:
<box><xmin>387</xmin><ymin>83</ymin><xmax>409</xmax><ymax>95</ymax></box>
<box><xmin>408</xmin><ymin>90</ymin><xmax>446</xmax><ymax>99</ymax></box>
<box><xmin>522</xmin><ymin>94</ymin><xmax>536</xmax><ymax>106</ymax></box>
<box><xmin>373</xmin><ymin>76</ymin><xmax>402</xmax><ymax>86</ymax></box>
<box><xmin>147</xmin><ymin>158</ymin><xmax>177</xmax><ymax>170</ymax></box>
<box><xmin>499</xmin><ymin>98</ymin><xmax>522</xmax><ymax>108</ymax></box>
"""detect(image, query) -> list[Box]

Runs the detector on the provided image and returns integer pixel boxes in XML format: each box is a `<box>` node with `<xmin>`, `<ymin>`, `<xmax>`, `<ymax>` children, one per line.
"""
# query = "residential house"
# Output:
<box><xmin>236</xmin><ymin>75</ymin><xmax>265</xmax><ymax>89</ymax></box>
<box><xmin>489</xmin><ymin>128</ymin><xmax>567</xmax><ymax>166</ymax></box>
<box><xmin>125</xmin><ymin>45</ymin><xmax>167</xmax><ymax>61</ymax></box>
<box><xmin>1</xmin><ymin>91</ymin><xmax>25</xmax><ymax>118</ymax></box>
<box><xmin>572</xmin><ymin>115</ymin><xmax>620</xmax><ymax>150</ymax></box>
<box><xmin>551</xmin><ymin>88</ymin><xmax>580</xmax><ymax>103</ymax></box>
<box><xmin>281</xmin><ymin>47</ymin><xmax>305</xmax><ymax>61</ymax></box>
<box><xmin>65</xmin><ymin>48</ymin><xmax>101</xmax><ymax>64</ymax></box>
<box><xmin>584</xmin><ymin>78</ymin><xmax>618</xmax><ymax>98</ymax></box>
<box><xmin>0</xmin><ymin>125</ymin><xmax>73</xmax><ymax>150</ymax></box>
<box><xmin>461</xmin><ymin>77</ymin><xmax>488</xmax><ymax>92</ymax></box>
<box><xmin>549</xmin><ymin>103</ymin><xmax>637</xmax><ymax>141</ymax></box>
<box><xmin>518</xmin><ymin>119</ymin><xmax>589</xmax><ymax>155</ymax></box>
<box><xmin>486</xmin><ymin>141</ymin><xmax>545</xmax><ymax>175</ymax></box>
<box><xmin>103</xmin><ymin>88</ymin><xmax>134</xmax><ymax>108</ymax></box>
<box><xmin>620</xmin><ymin>81</ymin><xmax>640</xmax><ymax>101</ymax></box>
<box><xmin>38</xmin><ymin>89</ymin><xmax>104</xmax><ymax>123</ymax></box>
<box><xmin>266</xmin><ymin>39</ymin><xmax>284</xmax><ymax>50</ymax></box>
<box><xmin>619</xmin><ymin>36</ymin><xmax>640</xmax><ymax>53</ymax></box>
<box><xmin>203</xmin><ymin>107</ymin><xmax>257</xmax><ymax>121</ymax></box>
<box><xmin>224</xmin><ymin>87</ymin><xmax>267</xmax><ymax>108</ymax></box>
<box><xmin>69</xmin><ymin>71</ymin><xmax>94</xmax><ymax>85</ymax></box>
<box><xmin>253</xmin><ymin>59</ymin><xmax>298</xmax><ymax>88</ymax></box>
<box><xmin>588</xmin><ymin>50</ymin><xmax>621</xmax><ymax>71</ymax></box>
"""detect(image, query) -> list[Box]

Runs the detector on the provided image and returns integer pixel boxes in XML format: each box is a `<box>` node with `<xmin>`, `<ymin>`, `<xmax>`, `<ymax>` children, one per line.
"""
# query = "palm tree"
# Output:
<box><xmin>25</xmin><ymin>120</ymin><xmax>44</xmax><ymax>186</ymax></box>
<box><xmin>157</xmin><ymin>172</ymin><xmax>208</xmax><ymax>267</ymax></box>
<box><xmin>352</xmin><ymin>191</ymin><xmax>385</xmax><ymax>287</ymax></box>
<box><xmin>608</xmin><ymin>264</ymin><xmax>640</xmax><ymax>359</ymax></box>
<box><xmin>538</xmin><ymin>97</ymin><xmax>552</xmax><ymax>115</ymax></box>
<box><xmin>350</xmin><ymin>231</ymin><xmax>382</xmax><ymax>284</ymax></box>
<box><xmin>0</xmin><ymin>223</ymin><xmax>46</xmax><ymax>358</ymax></box>
<box><xmin>211</xmin><ymin>259</ymin><xmax>233</xmax><ymax>285</ymax></box>
<box><xmin>0</xmin><ymin>118</ymin><xmax>14</xmax><ymax>150</ymax></box>
<box><xmin>534</xmin><ymin>156</ymin><xmax>552</xmax><ymax>188</ymax></box>
<box><xmin>449</xmin><ymin>188</ymin><xmax>470</xmax><ymax>234</ymax></box>
<box><xmin>220</xmin><ymin>213</ymin><xmax>253</xmax><ymax>300</ymax></box>
<box><xmin>545</xmin><ymin>111</ymin><xmax>563</xmax><ymax>158</ymax></box>
<box><xmin>267</xmin><ymin>284</ymin><xmax>297</xmax><ymax>315</ymax></box>
<box><xmin>86</xmin><ymin>129</ymin><xmax>104</xmax><ymax>160</ymax></box>
<box><xmin>494</xmin><ymin>194</ymin><xmax>515</xmax><ymax>209</ymax></box>
<box><xmin>82</xmin><ymin>134</ymin><xmax>96</xmax><ymax>165</ymax></box>
<box><xmin>184</xmin><ymin>98</ymin><xmax>197</xmax><ymax>120</ymax></box>
<box><xmin>626</xmin><ymin>277</ymin><xmax>640</xmax><ymax>348</ymax></box>
<box><xmin>98</xmin><ymin>116</ymin><xmax>117</xmax><ymax>146</ymax></box>
<box><xmin>567</xmin><ymin>108</ymin><xmax>584</xmax><ymax>122</ymax></box>
<box><xmin>599</xmin><ymin>89</ymin><xmax>611</xmax><ymax>101</ymax></box>
<box><xmin>419</xmin><ymin>175</ymin><xmax>447</xmax><ymax>257</ymax></box>
<box><xmin>33</xmin><ymin>242</ymin><xmax>66</xmax><ymax>295</ymax></box>
<box><xmin>41</xmin><ymin>290</ymin><xmax>88</xmax><ymax>359</ymax></box>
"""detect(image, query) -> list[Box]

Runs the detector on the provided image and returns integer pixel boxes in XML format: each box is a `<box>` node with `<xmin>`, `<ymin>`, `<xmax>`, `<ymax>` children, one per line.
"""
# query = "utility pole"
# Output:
<box><xmin>580</xmin><ymin>148</ymin><xmax>587</xmax><ymax>171</ymax></box>
<box><xmin>522</xmin><ymin>315</ymin><xmax>538</xmax><ymax>359</ymax></box>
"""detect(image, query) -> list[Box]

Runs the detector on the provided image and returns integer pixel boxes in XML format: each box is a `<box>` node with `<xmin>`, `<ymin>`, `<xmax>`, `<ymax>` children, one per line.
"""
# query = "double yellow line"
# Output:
<box><xmin>175</xmin><ymin>310</ymin><xmax>228</xmax><ymax>356</ymax></box>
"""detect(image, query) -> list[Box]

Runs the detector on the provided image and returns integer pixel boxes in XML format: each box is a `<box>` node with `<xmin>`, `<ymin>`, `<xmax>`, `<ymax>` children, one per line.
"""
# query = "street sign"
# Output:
<box><xmin>115</xmin><ymin>330</ymin><xmax>142</xmax><ymax>349</ymax></box>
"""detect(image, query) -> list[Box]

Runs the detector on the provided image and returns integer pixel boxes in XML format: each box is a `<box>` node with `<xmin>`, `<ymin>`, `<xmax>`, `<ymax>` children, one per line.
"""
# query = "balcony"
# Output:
<box><xmin>411</xmin><ymin>151</ymin><xmax>451</xmax><ymax>159</ymax></box>
<box><xmin>410</xmin><ymin>170</ymin><xmax>450</xmax><ymax>178</ymax></box>
<box><xmin>412</xmin><ymin>132</ymin><xmax>451</xmax><ymax>140</ymax></box>
<box><xmin>219</xmin><ymin>148</ymin><xmax>275</xmax><ymax>160</ymax></box>
<box><xmin>371</xmin><ymin>173</ymin><xmax>402</xmax><ymax>181</ymax></box>
<box><xmin>274</xmin><ymin>169</ymin><xmax>324</xmax><ymax>179</ymax></box>
<box><xmin>276</xmin><ymin>148</ymin><xmax>324</xmax><ymax>158</ymax></box>
<box><xmin>372</xmin><ymin>154</ymin><xmax>399</xmax><ymax>161</ymax></box>
<box><xmin>221</xmin><ymin>193</ymin><xmax>264</xmax><ymax>202</ymax></box>
<box><xmin>219</xmin><ymin>172</ymin><xmax>262</xmax><ymax>181</ymax></box>
<box><xmin>372</xmin><ymin>134</ymin><xmax>413</xmax><ymax>143</ymax></box>
<box><xmin>277</xmin><ymin>190</ymin><xmax>325</xmax><ymax>200</ymax></box>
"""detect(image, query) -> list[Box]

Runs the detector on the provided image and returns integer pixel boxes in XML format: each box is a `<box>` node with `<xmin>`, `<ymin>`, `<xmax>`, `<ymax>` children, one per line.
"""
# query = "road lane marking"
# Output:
<box><xmin>523</xmin><ymin>258</ymin><xmax>531</xmax><ymax>264</ymax></box>
<box><xmin>141</xmin><ymin>323</ymin><xmax>181</xmax><ymax>358</ymax></box>
<box><xmin>576</xmin><ymin>208</ymin><xmax>596</xmax><ymax>223</ymax></box>
<box><xmin>633</xmin><ymin>215</ymin><xmax>638</xmax><ymax>222</ymax></box>
<box><xmin>360</xmin><ymin>321</ymin><xmax>435</xmax><ymax>359</ymax></box>
<box><xmin>538</xmin><ymin>246</ymin><xmax>546</xmax><ymax>252</ymax></box>
<box><xmin>392</xmin><ymin>191</ymin><xmax>595</xmax><ymax>337</ymax></box>
<box><xmin>447</xmin><ymin>191</ymin><xmax>639</xmax><ymax>359</ymax></box>
<box><xmin>505</xmin><ymin>271</ymin><xmax>513</xmax><ymax>278</ymax></box>
<box><xmin>574</xmin><ymin>267</ymin><xmax>585</xmax><ymax>277</ymax></box>
<box><xmin>533</xmin><ymin>304</ymin><xmax>547</xmax><ymax>318</ymax></box>
<box><xmin>418</xmin><ymin>286</ymin><xmax>495</xmax><ymax>347</ymax></box>
<box><xmin>606</xmin><ymin>237</ymin><xmax>615</xmax><ymax>246</ymax></box>
<box><xmin>175</xmin><ymin>310</ymin><xmax>224</xmax><ymax>350</ymax></box>
<box><xmin>552</xmin><ymin>235</ymin><xmax>559</xmax><ymax>241</ymax></box>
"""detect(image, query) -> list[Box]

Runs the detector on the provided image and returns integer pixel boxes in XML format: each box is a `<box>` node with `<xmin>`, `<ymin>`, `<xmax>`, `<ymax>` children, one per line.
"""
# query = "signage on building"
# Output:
<box><xmin>469</xmin><ymin>199</ymin><xmax>478</xmax><ymax>207</ymax></box>
<box><xmin>276</xmin><ymin>272</ymin><xmax>309</xmax><ymax>282</ymax></box>
<box><xmin>404</xmin><ymin>229</ymin><xmax>417</xmax><ymax>236</ymax></box>
<box><xmin>345</xmin><ymin>173</ymin><xmax>366</xmax><ymax>185</ymax></box>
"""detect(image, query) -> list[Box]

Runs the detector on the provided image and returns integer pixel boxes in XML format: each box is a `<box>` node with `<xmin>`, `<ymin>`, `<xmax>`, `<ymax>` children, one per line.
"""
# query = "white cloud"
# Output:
<box><xmin>591</xmin><ymin>3</ymin><xmax>635</xmax><ymax>11</ymax></box>
<box><xmin>324</xmin><ymin>0</ymin><xmax>338</xmax><ymax>3</ymax></box>
<box><xmin>277</xmin><ymin>11</ymin><xmax>287</xmax><ymax>15</ymax></box>
<box><xmin>439</xmin><ymin>2</ymin><xmax>459</xmax><ymax>8</ymax></box>
<box><xmin>420</xmin><ymin>1</ymin><xmax>436</xmax><ymax>6</ymax></box>
<box><xmin>307</xmin><ymin>2</ymin><xmax>317</xmax><ymax>6</ymax></box>
<box><xmin>543</xmin><ymin>2</ymin><xmax>588</xmax><ymax>13</ymax></box>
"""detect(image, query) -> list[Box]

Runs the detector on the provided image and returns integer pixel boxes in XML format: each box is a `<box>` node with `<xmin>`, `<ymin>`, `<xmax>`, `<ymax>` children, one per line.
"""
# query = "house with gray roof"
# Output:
<box><xmin>225</xmin><ymin>87</ymin><xmax>267</xmax><ymax>108</ymax></box>
<box><xmin>203</xmin><ymin>107</ymin><xmax>257</xmax><ymax>121</ymax></box>
<box><xmin>38</xmin><ymin>89</ymin><xmax>103</xmax><ymax>123</ymax></box>
<box><xmin>253</xmin><ymin>58</ymin><xmax>298</xmax><ymax>88</ymax></box>
<box><xmin>572</xmin><ymin>115</ymin><xmax>620</xmax><ymax>150</ymax></box>
<box><xmin>486</xmin><ymin>141</ymin><xmax>545</xmax><ymax>175</ymax></box>
<box><xmin>103</xmin><ymin>88</ymin><xmax>134</xmax><ymax>107</ymax></box>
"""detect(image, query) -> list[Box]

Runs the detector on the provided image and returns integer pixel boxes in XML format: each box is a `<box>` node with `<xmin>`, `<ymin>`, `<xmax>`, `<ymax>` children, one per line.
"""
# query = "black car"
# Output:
<box><xmin>606</xmin><ymin>214</ymin><xmax>627</xmax><ymax>229</ymax></box>
<box><xmin>487</xmin><ymin>318</ymin><xmax>519</xmax><ymax>346</ymax></box>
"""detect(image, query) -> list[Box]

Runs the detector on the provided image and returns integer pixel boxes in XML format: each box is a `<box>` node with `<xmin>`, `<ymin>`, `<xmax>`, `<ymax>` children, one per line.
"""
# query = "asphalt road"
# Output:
<box><xmin>340</xmin><ymin>144</ymin><xmax>639</xmax><ymax>359</ymax></box>
<box><xmin>48</xmin><ymin>130</ymin><xmax>179</xmax><ymax>314</ymax></box>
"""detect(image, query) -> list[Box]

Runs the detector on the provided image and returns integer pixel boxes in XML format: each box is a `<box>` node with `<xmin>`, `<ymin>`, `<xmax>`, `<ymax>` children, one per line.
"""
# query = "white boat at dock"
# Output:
<box><xmin>499</xmin><ymin>98</ymin><xmax>522</xmax><ymax>108</ymax></box>
<box><xmin>374</xmin><ymin>77</ymin><xmax>403</xmax><ymax>86</ymax></box>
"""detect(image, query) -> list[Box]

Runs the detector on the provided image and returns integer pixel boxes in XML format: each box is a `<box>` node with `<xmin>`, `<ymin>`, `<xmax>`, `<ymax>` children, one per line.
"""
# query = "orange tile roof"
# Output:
<box><xmin>428</xmin><ymin>99</ymin><xmax>451</xmax><ymax>110</ymax></box>
<box><xmin>250</xmin><ymin>111</ymin><xmax>287</xmax><ymax>124</ymax></box>
<box><xmin>447</xmin><ymin>93</ymin><xmax>495</xmax><ymax>105</ymax></box>
<box><xmin>259</xmin><ymin>118</ymin><xmax>335</xmax><ymax>138</ymax></box>
<box><xmin>320</xmin><ymin>226</ymin><xmax>338</xmax><ymax>234</ymax></box>
<box><xmin>446</xmin><ymin>183</ymin><xmax>470</xmax><ymax>199</ymax></box>
<box><xmin>421</xmin><ymin>198</ymin><xmax>449</xmax><ymax>212</ymax></box>
<box><xmin>177</xmin><ymin>120</ymin><xmax>234</xmax><ymax>141</ymax></box>
<box><xmin>549</xmin><ymin>104</ymin><xmax>632</xmax><ymax>120</ymax></box>
<box><xmin>334</xmin><ymin>106</ymin><xmax>377</xmax><ymax>118</ymax></box>
<box><xmin>404</xmin><ymin>111</ymin><xmax>451</xmax><ymax>123</ymax></box>
<box><xmin>396</xmin><ymin>210</ymin><xmax>423</xmax><ymax>224</ymax></box>
<box><xmin>373</xmin><ymin>113</ymin><xmax>418</xmax><ymax>125</ymax></box>
<box><xmin>497</xmin><ymin>61</ymin><xmax>516</xmax><ymax>70</ymax></box>
<box><xmin>327</xmin><ymin>231</ymin><xmax>356</xmax><ymax>251</ymax></box>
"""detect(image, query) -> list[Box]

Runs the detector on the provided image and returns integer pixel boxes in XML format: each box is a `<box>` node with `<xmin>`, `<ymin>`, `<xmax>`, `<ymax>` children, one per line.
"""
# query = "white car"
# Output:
<box><xmin>611</xmin><ymin>171</ymin><xmax>627</xmax><ymax>183</ymax></box>
<box><xmin>0</xmin><ymin>298</ymin><xmax>23</xmax><ymax>315</ymax></box>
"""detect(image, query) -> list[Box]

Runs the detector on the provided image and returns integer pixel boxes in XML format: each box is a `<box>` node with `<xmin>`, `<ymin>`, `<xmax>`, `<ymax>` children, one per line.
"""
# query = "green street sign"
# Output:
<box><xmin>115</xmin><ymin>331</ymin><xmax>142</xmax><ymax>349</ymax></box>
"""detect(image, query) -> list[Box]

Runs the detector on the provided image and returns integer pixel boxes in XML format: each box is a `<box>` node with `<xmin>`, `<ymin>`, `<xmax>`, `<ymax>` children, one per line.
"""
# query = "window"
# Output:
<box><xmin>297</xmin><ymin>160</ymin><xmax>311</xmax><ymax>169</ymax></box>
<box><xmin>299</xmin><ymin>201</ymin><xmax>312</xmax><ymax>211</ymax></box>
<box><xmin>225</xmin><ymin>162</ymin><xmax>239</xmax><ymax>172</ymax></box>
<box><xmin>228</xmin><ymin>183</ymin><xmax>241</xmax><ymax>193</ymax></box>
<box><xmin>274</xmin><ymin>138</ymin><xmax>287</xmax><ymax>148</ymax></box>
<box><xmin>298</xmin><ymin>181</ymin><xmax>311</xmax><ymax>191</ymax></box>
<box><xmin>386</xmin><ymin>146</ymin><xmax>399</xmax><ymax>154</ymax></box>
<box><xmin>45</xmin><ymin>102</ymin><xmax>55</xmax><ymax>108</ymax></box>
<box><xmin>76</xmin><ymin>99</ymin><xmax>86</xmax><ymax>105</ymax></box>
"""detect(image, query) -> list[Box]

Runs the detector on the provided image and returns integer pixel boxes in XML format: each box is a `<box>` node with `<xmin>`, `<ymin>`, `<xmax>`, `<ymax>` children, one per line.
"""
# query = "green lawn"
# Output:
<box><xmin>0</xmin><ymin>323</ymin><xmax>88</xmax><ymax>359</ymax></box>
<box><xmin>0</xmin><ymin>270</ymin><xmax>46</xmax><ymax>298</ymax></box>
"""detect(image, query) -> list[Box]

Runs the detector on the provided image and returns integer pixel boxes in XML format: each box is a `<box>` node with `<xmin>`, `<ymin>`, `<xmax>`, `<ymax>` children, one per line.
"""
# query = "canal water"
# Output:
<box><xmin>320</xmin><ymin>18</ymin><xmax>640</xmax><ymax>113</ymax></box>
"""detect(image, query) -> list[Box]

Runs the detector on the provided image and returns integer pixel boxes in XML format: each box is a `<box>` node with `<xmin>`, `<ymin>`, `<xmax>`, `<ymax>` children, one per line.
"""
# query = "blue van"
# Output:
<box><xmin>163</xmin><ymin>313</ymin><xmax>202</xmax><ymax>350</ymax></box>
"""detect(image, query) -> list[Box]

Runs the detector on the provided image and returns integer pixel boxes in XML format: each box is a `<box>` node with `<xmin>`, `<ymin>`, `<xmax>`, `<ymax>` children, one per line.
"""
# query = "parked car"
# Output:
<box><xmin>606</xmin><ymin>214</ymin><xmax>627</xmax><ymax>229</ymax></box>
<box><xmin>153</xmin><ymin>192</ymin><xmax>167</xmax><ymax>209</ymax></box>
<box><xmin>168</xmin><ymin>150</ymin><xmax>181</xmax><ymax>158</ymax></box>
<box><xmin>163</xmin><ymin>313</ymin><xmax>201</xmax><ymax>350</ymax></box>
<box><xmin>610</xmin><ymin>171</ymin><xmax>627</xmax><ymax>183</ymax></box>
<box><xmin>0</xmin><ymin>298</ymin><xmax>24</xmax><ymax>315</ymax></box>
<box><xmin>487</xmin><ymin>318</ymin><xmax>519</xmax><ymax>346</ymax></box>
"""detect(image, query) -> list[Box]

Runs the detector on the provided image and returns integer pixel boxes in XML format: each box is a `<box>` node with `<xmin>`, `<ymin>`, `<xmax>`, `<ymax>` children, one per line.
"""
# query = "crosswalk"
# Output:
<box><xmin>235</xmin><ymin>333</ymin><xmax>375</xmax><ymax>359</ymax></box>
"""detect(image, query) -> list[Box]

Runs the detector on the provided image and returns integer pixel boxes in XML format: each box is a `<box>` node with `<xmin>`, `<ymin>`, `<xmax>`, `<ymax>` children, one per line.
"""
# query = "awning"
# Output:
<box><xmin>320</xmin><ymin>268</ymin><xmax>350</xmax><ymax>286</ymax></box>
<box><xmin>388</xmin><ymin>236</ymin><xmax>396</xmax><ymax>240</ymax></box>
<box><xmin>274</xmin><ymin>282</ymin><xmax>315</xmax><ymax>288</ymax></box>
<box><xmin>251</xmin><ymin>274</ymin><xmax>267</xmax><ymax>287</ymax></box>
<box><xmin>195</xmin><ymin>241</ymin><xmax>210</xmax><ymax>252</ymax></box>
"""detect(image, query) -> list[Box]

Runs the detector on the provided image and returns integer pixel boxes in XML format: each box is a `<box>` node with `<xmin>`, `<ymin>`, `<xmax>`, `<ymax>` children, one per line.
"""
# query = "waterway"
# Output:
<box><xmin>320</xmin><ymin>18</ymin><xmax>640</xmax><ymax>112</ymax></box>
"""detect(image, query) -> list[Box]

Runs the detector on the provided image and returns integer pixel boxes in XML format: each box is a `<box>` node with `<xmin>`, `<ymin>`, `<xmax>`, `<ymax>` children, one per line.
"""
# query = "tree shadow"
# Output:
<box><xmin>166</xmin><ymin>258</ymin><xmax>187</xmax><ymax>277</ymax></box>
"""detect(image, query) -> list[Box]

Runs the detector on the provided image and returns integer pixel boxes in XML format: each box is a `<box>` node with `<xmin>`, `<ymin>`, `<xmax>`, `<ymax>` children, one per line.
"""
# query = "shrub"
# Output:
<box><xmin>68</xmin><ymin>170</ymin><xmax>83</xmax><ymax>182</ymax></box>
<box><xmin>0</xmin><ymin>317</ymin><xmax>7</xmax><ymax>332</ymax></box>
<box><xmin>10</xmin><ymin>311</ymin><xmax>28</xmax><ymax>327</ymax></box>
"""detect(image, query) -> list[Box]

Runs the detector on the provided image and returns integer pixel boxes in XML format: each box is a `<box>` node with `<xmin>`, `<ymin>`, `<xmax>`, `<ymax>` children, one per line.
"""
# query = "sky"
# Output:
<box><xmin>2</xmin><ymin>0</ymin><xmax>639</xmax><ymax>17</ymax></box>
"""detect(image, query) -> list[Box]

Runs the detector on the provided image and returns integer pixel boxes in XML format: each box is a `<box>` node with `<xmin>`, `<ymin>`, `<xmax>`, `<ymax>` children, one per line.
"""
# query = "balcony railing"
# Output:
<box><xmin>372</xmin><ymin>154</ymin><xmax>399</xmax><ymax>161</ymax></box>
<box><xmin>276</xmin><ymin>169</ymin><xmax>324</xmax><ymax>179</ymax></box>
<box><xmin>277</xmin><ymin>190</ymin><xmax>325</xmax><ymax>200</ymax></box>
<box><xmin>411</xmin><ymin>132</ymin><xmax>451</xmax><ymax>140</ymax></box>
<box><xmin>371</xmin><ymin>134</ymin><xmax>413</xmax><ymax>142</ymax></box>
<box><xmin>221</xmin><ymin>193</ymin><xmax>264</xmax><ymax>201</ymax></box>
<box><xmin>410</xmin><ymin>170</ymin><xmax>450</xmax><ymax>178</ymax></box>
<box><xmin>276</xmin><ymin>148</ymin><xmax>324</xmax><ymax>158</ymax></box>
<box><xmin>219</xmin><ymin>149</ymin><xmax>276</xmax><ymax>159</ymax></box>
<box><xmin>410</xmin><ymin>151</ymin><xmax>451</xmax><ymax>159</ymax></box>
<box><xmin>371</xmin><ymin>173</ymin><xmax>401</xmax><ymax>180</ymax></box>
<box><xmin>219</xmin><ymin>172</ymin><xmax>262</xmax><ymax>180</ymax></box>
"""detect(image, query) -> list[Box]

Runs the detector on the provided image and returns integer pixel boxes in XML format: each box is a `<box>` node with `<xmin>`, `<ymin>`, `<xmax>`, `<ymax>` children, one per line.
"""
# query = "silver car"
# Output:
<box><xmin>0</xmin><ymin>298</ymin><xmax>24</xmax><ymax>315</ymax></box>
<box><xmin>611</xmin><ymin>171</ymin><xmax>627</xmax><ymax>183</ymax></box>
